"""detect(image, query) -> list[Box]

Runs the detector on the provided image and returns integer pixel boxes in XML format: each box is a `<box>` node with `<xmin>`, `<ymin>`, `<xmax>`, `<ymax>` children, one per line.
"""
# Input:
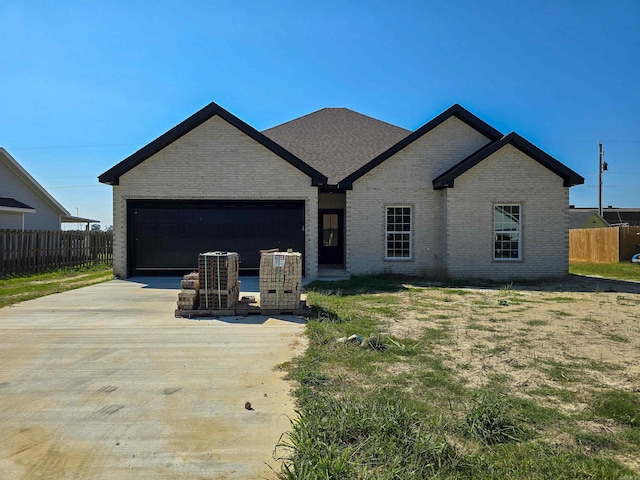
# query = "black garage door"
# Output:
<box><xmin>127</xmin><ymin>200</ymin><xmax>305</xmax><ymax>276</ymax></box>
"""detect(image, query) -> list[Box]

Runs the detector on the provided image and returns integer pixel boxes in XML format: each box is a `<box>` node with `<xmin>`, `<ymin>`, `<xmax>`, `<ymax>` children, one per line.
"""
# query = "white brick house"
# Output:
<box><xmin>99</xmin><ymin>102</ymin><xmax>583</xmax><ymax>280</ymax></box>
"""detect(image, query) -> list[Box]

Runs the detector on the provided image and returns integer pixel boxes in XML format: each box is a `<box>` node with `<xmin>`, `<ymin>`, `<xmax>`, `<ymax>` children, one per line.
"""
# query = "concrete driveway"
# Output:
<box><xmin>0</xmin><ymin>278</ymin><xmax>306</xmax><ymax>479</ymax></box>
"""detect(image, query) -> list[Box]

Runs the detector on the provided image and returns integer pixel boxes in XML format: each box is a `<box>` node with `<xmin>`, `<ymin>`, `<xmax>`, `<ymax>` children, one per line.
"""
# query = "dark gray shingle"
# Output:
<box><xmin>262</xmin><ymin>108</ymin><xmax>410</xmax><ymax>184</ymax></box>
<box><xmin>0</xmin><ymin>197</ymin><xmax>34</xmax><ymax>210</ymax></box>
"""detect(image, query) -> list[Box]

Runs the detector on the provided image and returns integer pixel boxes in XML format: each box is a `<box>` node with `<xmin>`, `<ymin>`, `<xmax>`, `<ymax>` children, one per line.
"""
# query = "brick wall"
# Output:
<box><xmin>346</xmin><ymin>117</ymin><xmax>491</xmax><ymax>276</ymax></box>
<box><xmin>445</xmin><ymin>144</ymin><xmax>569</xmax><ymax>280</ymax></box>
<box><xmin>112</xmin><ymin>115</ymin><xmax>318</xmax><ymax>278</ymax></box>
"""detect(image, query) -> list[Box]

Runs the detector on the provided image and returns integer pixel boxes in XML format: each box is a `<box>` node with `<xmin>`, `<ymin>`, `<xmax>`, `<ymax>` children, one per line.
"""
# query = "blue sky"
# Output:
<box><xmin>1</xmin><ymin>0</ymin><xmax>638</xmax><ymax>228</ymax></box>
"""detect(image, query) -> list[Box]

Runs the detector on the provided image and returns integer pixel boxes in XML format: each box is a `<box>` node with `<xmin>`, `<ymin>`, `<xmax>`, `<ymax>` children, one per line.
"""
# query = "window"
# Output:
<box><xmin>386</xmin><ymin>206</ymin><xmax>412</xmax><ymax>259</ymax></box>
<box><xmin>322</xmin><ymin>213</ymin><xmax>339</xmax><ymax>247</ymax></box>
<box><xmin>494</xmin><ymin>204</ymin><xmax>521</xmax><ymax>260</ymax></box>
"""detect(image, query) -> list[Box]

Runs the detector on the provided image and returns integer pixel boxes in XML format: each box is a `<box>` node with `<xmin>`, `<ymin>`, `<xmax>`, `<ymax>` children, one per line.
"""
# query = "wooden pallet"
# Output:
<box><xmin>175</xmin><ymin>299</ymin><xmax>309</xmax><ymax>318</ymax></box>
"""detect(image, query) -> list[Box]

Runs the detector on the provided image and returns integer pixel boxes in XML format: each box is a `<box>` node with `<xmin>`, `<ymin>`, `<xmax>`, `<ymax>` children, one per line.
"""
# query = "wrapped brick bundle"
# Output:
<box><xmin>198</xmin><ymin>252</ymin><xmax>239</xmax><ymax>291</ymax></box>
<box><xmin>259</xmin><ymin>251</ymin><xmax>302</xmax><ymax>310</ymax></box>
<box><xmin>199</xmin><ymin>283</ymin><xmax>240</xmax><ymax>310</ymax></box>
<box><xmin>198</xmin><ymin>252</ymin><xmax>240</xmax><ymax>310</ymax></box>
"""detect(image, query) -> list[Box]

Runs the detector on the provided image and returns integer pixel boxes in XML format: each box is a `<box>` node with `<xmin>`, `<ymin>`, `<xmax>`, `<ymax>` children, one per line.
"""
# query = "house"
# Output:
<box><xmin>98</xmin><ymin>102</ymin><xmax>584</xmax><ymax>280</ymax></box>
<box><xmin>568</xmin><ymin>208</ymin><xmax>610</xmax><ymax>229</ymax></box>
<box><xmin>601</xmin><ymin>207</ymin><xmax>640</xmax><ymax>227</ymax></box>
<box><xmin>0</xmin><ymin>147</ymin><xmax>98</xmax><ymax>230</ymax></box>
<box><xmin>569</xmin><ymin>206</ymin><xmax>640</xmax><ymax>227</ymax></box>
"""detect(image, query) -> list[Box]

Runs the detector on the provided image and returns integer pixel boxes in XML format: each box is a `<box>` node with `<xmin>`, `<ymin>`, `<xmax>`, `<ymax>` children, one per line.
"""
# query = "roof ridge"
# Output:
<box><xmin>338</xmin><ymin>104</ymin><xmax>503</xmax><ymax>188</ymax></box>
<box><xmin>262</xmin><ymin>107</ymin><xmax>410</xmax><ymax>134</ymax></box>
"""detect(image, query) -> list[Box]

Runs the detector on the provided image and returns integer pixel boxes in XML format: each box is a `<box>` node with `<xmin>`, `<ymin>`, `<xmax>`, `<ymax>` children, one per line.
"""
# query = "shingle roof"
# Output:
<box><xmin>262</xmin><ymin>108</ymin><xmax>411</xmax><ymax>185</ymax></box>
<box><xmin>0</xmin><ymin>197</ymin><xmax>35</xmax><ymax>211</ymax></box>
<box><xmin>568</xmin><ymin>210</ymin><xmax>608</xmax><ymax>229</ymax></box>
<box><xmin>602</xmin><ymin>209</ymin><xmax>640</xmax><ymax>226</ymax></box>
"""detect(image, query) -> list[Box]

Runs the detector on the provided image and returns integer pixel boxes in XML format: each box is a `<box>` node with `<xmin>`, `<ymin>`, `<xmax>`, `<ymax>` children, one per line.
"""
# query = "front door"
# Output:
<box><xmin>318</xmin><ymin>209</ymin><xmax>344</xmax><ymax>265</ymax></box>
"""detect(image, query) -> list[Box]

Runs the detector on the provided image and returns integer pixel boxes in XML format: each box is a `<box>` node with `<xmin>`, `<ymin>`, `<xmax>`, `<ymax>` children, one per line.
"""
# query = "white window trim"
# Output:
<box><xmin>385</xmin><ymin>205</ymin><xmax>413</xmax><ymax>260</ymax></box>
<box><xmin>493</xmin><ymin>203</ymin><xmax>522</xmax><ymax>261</ymax></box>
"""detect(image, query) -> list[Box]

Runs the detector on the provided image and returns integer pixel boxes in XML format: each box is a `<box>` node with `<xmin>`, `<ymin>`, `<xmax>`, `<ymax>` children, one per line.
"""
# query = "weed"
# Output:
<box><xmin>526</xmin><ymin>319</ymin><xmax>549</xmax><ymax>326</ymax></box>
<box><xmin>602</xmin><ymin>332</ymin><xmax>630</xmax><ymax>343</ymax></box>
<box><xmin>545</xmin><ymin>296</ymin><xmax>576</xmax><ymax>303</ymax></box>
<box><xmin>581</xmin><ymin>315</ymin><xmax>598</xmax><ymax>323</ymax></box>
<box><xmin>463</xmin><ymin>389</ymin><xmax>525</xmax><ymax>444</ymax></box>
<box><xmin>275</xmin><ymin>394</ymin><xmax>458</xmax><ymax>479</ymax></box>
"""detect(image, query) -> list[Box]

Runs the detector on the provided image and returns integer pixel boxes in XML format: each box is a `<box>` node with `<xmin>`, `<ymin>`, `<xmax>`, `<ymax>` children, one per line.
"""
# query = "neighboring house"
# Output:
<box><xmin>568</xmin><ymin>206</ymin><xmax>640</xmax><ymax>227</ymax></box>
<box><xmin>568</xmin><ymin>208</ymin><xmax>610</xmax><ymax>229</ymax></box>
<box><xmin>99</xmin><ymin>102</ymin><xmax>584</xmax><ymax>280</ymax></box>
<box><xmin>601</xmin><ymin>208</ymin><xmax>640</xmax><ymax>227</ymax></box>
<box><xmin>0</xmin><ymin>147</ymin><xmax>98</xmax><ymax>230</ymax></box>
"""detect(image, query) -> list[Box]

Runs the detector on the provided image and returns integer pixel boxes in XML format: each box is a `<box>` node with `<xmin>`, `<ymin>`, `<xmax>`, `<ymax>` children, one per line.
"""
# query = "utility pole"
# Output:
<box><xmin>598</xmin><ymin>142</ymin><xmax>608</xmax><ymax>216</ymax></box>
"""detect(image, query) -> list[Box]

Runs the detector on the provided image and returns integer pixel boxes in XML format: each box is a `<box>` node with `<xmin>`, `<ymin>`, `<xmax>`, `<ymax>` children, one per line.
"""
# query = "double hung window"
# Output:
<box><xmin>494</xmin><ymin>204</ymin><xmax>521</xmax><ymax>260</ymax></box>
<box><xmin>386</xmin><ymin>206</ymin><xmax>412</xmax><ymax>259</ymax></box>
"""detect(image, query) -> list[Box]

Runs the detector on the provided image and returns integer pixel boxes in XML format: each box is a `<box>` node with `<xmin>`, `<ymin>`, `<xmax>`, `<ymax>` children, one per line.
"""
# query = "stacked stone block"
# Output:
<box><xmin>177</xmin><ymin>272</ymin><xmax>199</xmax><ymax>310</ymax></box>
<box><xmin>259</xmin><ymin>251</ymin><xmax>302</xmax><ymax>309</ymax></box>
<box><xmin>198</xmin><ymin>252</ymin><xmax>240</xmax><ymax>309</ymax></box>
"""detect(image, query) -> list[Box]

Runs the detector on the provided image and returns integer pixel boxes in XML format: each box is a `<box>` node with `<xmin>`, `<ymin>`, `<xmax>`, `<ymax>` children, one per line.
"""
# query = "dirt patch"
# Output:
<box><xmin>382</xmin><ymin>276</ymin><xmax>640</xmax><ymax>408</ymax></box>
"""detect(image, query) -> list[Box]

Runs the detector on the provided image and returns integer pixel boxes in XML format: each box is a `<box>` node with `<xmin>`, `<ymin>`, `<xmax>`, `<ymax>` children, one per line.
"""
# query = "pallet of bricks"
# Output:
<box><xmin>198</xmin><ymin>251</ymin><xmax>240</xmax><ymax>310</ymax></box>
<box><xmin>176</xmin><ymin>272</ymin><xmax>200</xmax><ymax>311</ymax></box>
<box><xmin>259</xmin><ymin>250</ymin><xmax>302</xmax><ymax>310</ymax></box>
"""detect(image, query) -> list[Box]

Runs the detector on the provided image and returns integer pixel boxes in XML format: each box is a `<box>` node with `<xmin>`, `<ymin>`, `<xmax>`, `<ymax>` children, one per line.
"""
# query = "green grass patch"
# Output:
<box><xmin>574</xmin><ymin>432</ymin><xmax>618</xmax><ymax>451</ymax></box>
<box><xmin>278</xmin><ymin>276</ymin><xmax>638</xmax><ymax>479</ymax></box>
<box><xmin>570</xmin><ymin>262</ymin><xmax>640</xmax><ymax>282</ymax></box>
<box><xmin>601</xmin><ymin>332</ymin><xmax>630</xmax><ymax>343</ymax></box>
<box><xmin>276</xmin><ymin>393</ymin><xmax>459</xmax><ymax>480</ymax></box>
<box><xmin>0</xmin><ymin>264</ymin><xmax>113</xmax><ymax>308</ymax></box>
<box><xmin>526</xmin><ymin>319</ymin><xmax>549</xmax><ymax>326</ymax></box>
<box><xmin>592</xmin><ymin>390</ymin><xmax>640</xmax><ymax>427</ymax></box>
<box><xmin>545</xmin><ymin>296</ymin><xmax>577</xmax><ymax>302</ymax></box>
<box><xmin>463</xmin><ymin>389</ymin><xmax>527</xmax><ymax>444</ymax></box>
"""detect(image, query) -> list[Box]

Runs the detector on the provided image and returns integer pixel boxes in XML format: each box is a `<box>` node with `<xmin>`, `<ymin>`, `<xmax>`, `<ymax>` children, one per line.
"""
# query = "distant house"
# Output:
<box><xmin>0</xmin><ymin>147</ymin><xmax>98</xmax><ymax>230</ymax></box>
<box><xmin>602</xmin><ymin>208</ymin><xmax>640</xmax><ymax>227</ymax></box>
<box><xmin>99</xmin><ymin>102</ymin><xmax>584</xmax><ymax>280</ymax></box>
<box><xmin>568</xmin><ymin>208</ymin><xmax>610</xmax><ymax>229</ymax></box>
<box><xmin>569</xmin><ymin>206</ymin><xmax>640</xmax><ymax>227</ymax></box>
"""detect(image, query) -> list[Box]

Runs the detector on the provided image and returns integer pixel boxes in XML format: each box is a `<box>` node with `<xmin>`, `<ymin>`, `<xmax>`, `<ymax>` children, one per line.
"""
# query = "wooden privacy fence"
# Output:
<box><xmin>0</xmin><ymin>229</ymin><xmax>113</xmax><ymax>277</ymax></box>
<box><xmin>569</xmin><ymin>226</ymin><xmax>640</xmax><ymax>263</ymax></box>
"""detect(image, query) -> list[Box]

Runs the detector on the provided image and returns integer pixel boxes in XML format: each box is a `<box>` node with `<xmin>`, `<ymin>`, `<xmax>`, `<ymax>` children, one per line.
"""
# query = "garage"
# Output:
<box><xmin>127</xmin><ymin>199</ymin><xmax>305</xmax><ymax>276</ymax></box>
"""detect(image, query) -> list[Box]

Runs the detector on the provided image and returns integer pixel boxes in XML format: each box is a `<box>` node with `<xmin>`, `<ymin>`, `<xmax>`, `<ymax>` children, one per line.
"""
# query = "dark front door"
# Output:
<box><xmin>318</xmin><ymin>209</ymin><xmax>344</xmax><ymax>265</ymax></box>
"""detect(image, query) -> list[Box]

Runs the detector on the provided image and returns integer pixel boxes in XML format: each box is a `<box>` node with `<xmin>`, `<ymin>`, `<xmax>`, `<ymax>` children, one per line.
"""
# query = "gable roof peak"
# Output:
<box><xmin>0</xmin><ymin>147</ymin><xmax>70</xmax><ymax>215</ymax></box>
<box><xmin>338</xmin><ymin>103</ymin><xmax>503</xmax><ymax>188</ymax></box>
<box><xmin>432</xmin><ymin>131</ymin><xmax>585</xmax><ymax>189</ymax></box>
<box><xmin>98</xmin><ymin>102</ymin><xmax>328</xmax><ymax>186</ymax></box>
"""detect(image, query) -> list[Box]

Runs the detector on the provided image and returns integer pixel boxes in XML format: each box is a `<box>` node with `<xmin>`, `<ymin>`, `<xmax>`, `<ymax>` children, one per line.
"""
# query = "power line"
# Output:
<box><xmin>581</xmin><ymin>185</ymin><xmax>640</xmax><ymax>188</ymax></box>
<box><xmin>10</xmin><ymin>143</ymin><xmax>143</xmax><ymax>150</ymax></box>
<box><xmin>45</xmin><ymin>185</ymin><xmax>105</xmax><ymax>189</ymax></box>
